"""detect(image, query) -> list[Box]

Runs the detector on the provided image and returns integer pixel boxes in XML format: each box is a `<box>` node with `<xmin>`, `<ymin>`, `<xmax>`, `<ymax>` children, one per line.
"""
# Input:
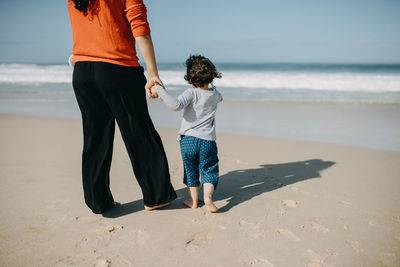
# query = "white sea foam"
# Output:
<box><xmin>0</xmin><ymin>98</ymin><xmax>74</xmax><ymax>103</ymax></box>
<box><xmin>0</xmin><ymin>64</ymin><xmax>72</xmax><ymax>84</ymax></box>
<box><xmin>1</xmin><ymin>64</ymin><xmax>400</xmax><ymax>93</ymax></box>
<box><xmin>160</xmin><ymin>70</ymin><xmax>400</xmax><ymax>92</ymax></box>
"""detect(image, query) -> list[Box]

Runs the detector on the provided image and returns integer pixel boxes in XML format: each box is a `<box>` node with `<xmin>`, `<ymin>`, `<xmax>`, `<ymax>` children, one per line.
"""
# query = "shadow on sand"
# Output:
<box><xmin>104</xmin><ymin>159</ymin><xmax>335</xmax><ymax>218</ymax></box>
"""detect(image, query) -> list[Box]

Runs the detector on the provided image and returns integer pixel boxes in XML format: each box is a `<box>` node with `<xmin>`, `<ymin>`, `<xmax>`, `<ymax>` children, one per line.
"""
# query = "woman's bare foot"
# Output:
<box><xmin>183</xmin><ymin>200</ymin><xmax>198</xmax><ymax>209</ymax></box>
<box><xmin>204</xmin><ymin>198</ymin><xmax>218</xmax><ymax>213</ymax></box>
<box><xmin>144</xmin><ymin>202</ymin><xmax>169</xmax><ymax>211</ymax></box>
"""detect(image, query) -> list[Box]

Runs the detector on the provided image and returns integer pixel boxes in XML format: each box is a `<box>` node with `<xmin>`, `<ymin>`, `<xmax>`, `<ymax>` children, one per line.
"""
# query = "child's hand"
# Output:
<box><xmin>68</xmin><ymin>55</ymin><xmax>75</xmax><ymax>68</ymax></box>
<box><xmin>150</xmin><ymin>84</ymin><xmax>160</xmax><ymax>99</ymax></box>
<box><xmin>145</xmin><ymin>77</ymin><xmax>163</xmax><ymax>99</ymax></box>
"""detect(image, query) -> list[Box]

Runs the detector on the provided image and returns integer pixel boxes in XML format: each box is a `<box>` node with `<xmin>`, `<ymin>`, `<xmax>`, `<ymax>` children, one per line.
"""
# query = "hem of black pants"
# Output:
<box><xmin>90</xmin><ymin>202</ymin><xmax>116</xmax><ymax>214</ymax></box>
<box><xmin>143</xmin><ymin>194</ymin><xmax>177</xmax><ymax>208</ymax></box>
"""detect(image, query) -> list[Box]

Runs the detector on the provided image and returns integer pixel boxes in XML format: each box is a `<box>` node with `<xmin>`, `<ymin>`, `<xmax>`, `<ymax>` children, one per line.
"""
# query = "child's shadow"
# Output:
<box><xmin>213</xmin><ymin>159</ymin><xmax>335</xmax><ymax>213</ymax></box>
<box><xmin>104</xmin><ymin>159</ymin><xmax>334</xmax><ymax>217</ymax></box>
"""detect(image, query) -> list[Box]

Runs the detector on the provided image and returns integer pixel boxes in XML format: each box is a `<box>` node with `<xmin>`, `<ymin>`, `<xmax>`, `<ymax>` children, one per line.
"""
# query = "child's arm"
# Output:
<box><xmin>68</xmin><ymin>55</ymin><xmax>75</xmax><ymax>68</ymax></box>
<box><xmin>153</xmin><ymin>85</ymin><xmax>194</xmax><ymax>111</ymax></box>
<box><xmin>215</xmin><ymin>88</ymin><xmax>223</xmax><ymax>103</ymax></box>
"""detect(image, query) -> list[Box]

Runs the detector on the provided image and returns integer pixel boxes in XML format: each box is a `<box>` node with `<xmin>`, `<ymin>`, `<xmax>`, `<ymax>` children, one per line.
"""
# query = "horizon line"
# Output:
<box><xmin>2</xmin><ymin>61</ymin><xmax>400</xmax><ymax>65</ymax></box>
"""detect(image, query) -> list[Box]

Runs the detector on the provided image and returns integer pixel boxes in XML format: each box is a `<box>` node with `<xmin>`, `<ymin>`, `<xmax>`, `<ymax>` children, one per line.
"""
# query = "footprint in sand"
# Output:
<box><xmin>282</xmin><ymin>200</ymin><xmax>297</xmax><ymax>208</ymax></box>
<box><xmin>302</xmin><ymin>249</ymin><xmax>334</xmax><ymax>267</ymax></box>
<box><xmin>368</xmin><ymin>220</ymin><xmax>379</xmax><ymax>227</ymax></box>
<box><xmin>185</xmin><ymin>232</ymin><xmax>213</xmax><ymax>251</ymax></box>
<box><xmin>45</xmin><ymin>214</ymin><xmax>72</xmax><ymax>229</ymax></box>
<box><xmin>75</xmin><ymin>231</ymin><xmax>113</xmax><ymax>249</ymax></box>
<box><xmin>395</xmin><ymin>234</ymin><xmax>400</xmax><ymax>243</ymax></box>
<box><xmin>303</xmin><ymin>249</ymin><xmax>323</xmax><ymax>266</ymax></box>
<box><xmin>47</xmin><ymin>198</ymin><xmax>71</xmax><ymax>209</ymax></box>
<box><xmin>217</xmin><ymin>224</ymin><xmax>226</xmax><ymax>230</ymax></box>
<box><xmin>106</xmin><ymin>225</ymin><xmax>124</xmax><ymax>233</ymax></box>
<box><xmin>129</xmin><ymin>229</ymin><xmax>149</xmax><ymax>245</ymax></box>
<box><xmin>278</xmin><ymin>208</ymin><xmax>286</xmax><ymax>216</ymax></box>
<box><xmin>391</xmin><ymin>213</ymin><xmax>400</xmax><ymax>224</ymax></box>
<box><xmin>93</xmin><ymin>259</ymin><xmax>111</xmax><ymax>267</ymax></box>
<box><xmin>311</xmin><ymin>221</ymin><xmax>329</xmax><ymax>233</ymax></box>
<box><xmin>250</xmin><ymin>257</ymin><xmax>274</xmax><ymax>267</ymax></box>
<box><xmin>339</xmin><ymin>200</ymin><xmax>352</xmax><ymax>206</ymax></box>
<box><xmin>277</xmin><ymin>229</ymin><xmax>300</xmax><ymax>242</ymax></box>
<box><xmin>239</xmin><ymin>218</ymin><xmax>258</xmax><ymax>229</ymax></box>
<box><xmin>55</xmin><ymin>251</ymin><xmax>103</xmax><ymax>266</ymax></box>
<box><xmin>239</xmin><ymin>218</ymin><xmax>264</xmax><ymax>238</ymax></box>
<box><xmin>346</xmin><ymin>240</ymin><xmax>364</xmax><ymax>254</ymax></box>
<box><xmin>380</xmin><ymin>252</ymin><xmax>396</xmax><ymax>267</ymax></box>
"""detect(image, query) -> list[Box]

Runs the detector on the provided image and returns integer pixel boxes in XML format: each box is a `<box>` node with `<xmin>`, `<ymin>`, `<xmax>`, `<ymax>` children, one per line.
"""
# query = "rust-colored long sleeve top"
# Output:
<box><xmin>68</xmin><ymin>0</ymin><xmax>150</xmax><ymax>66</ymax></box>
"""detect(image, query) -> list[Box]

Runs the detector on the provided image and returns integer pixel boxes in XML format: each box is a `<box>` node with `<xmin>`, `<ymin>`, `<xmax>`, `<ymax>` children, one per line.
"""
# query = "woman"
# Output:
<box><xmin>68</xmin><ymin>0</ymin><xmax>176</xmax><ymax>214</ymax></box>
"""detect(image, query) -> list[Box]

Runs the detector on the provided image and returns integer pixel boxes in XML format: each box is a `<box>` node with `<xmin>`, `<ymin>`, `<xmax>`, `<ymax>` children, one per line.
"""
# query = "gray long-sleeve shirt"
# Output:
<box><xmin>156</xmin><ymin>86</ymin><xmax>223</xmax><ymax>141</ymax></box>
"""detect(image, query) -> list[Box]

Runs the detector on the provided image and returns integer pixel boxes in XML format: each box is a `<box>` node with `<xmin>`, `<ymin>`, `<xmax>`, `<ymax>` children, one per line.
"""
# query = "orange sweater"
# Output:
<box><xmin>68</xmin><ymin>0</ymin><xmax>150</xmax><ymax>66</ymax></box>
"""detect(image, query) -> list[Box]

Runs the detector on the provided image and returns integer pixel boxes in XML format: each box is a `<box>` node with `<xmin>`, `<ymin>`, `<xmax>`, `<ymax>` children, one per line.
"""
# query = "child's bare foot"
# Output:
<box><xmin>183</xmin><ymin>200</ymin><xmax>198</xmax><ymax>209</ymax></box>
<box><xmin>184</xmin><ymin>186</ymin><xmax>199</xmax><ymax>209</ymax></box>
<box><xmin>203</xmin><ymin>183</ymin><xmax>218</xmax><ymax>212</ymax></box>
<box><xmin>204</xmin><ymin>198</ymin><xmax>218</xmax><ymax>213</ymax></box>
<box><xmin>144</xmin><ymin>202</ymin><xmax>169</xmax><ymax>211</ymax></box>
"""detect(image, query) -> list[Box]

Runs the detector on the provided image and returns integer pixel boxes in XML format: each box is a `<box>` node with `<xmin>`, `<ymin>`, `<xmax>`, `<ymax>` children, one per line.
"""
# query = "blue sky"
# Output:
<box><xmin>0</xmin><ymin>0</ymin><xmax>399</xmax><ymax>63</ymax></box>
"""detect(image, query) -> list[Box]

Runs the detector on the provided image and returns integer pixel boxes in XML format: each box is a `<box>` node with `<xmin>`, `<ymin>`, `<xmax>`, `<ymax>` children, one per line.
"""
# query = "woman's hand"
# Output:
<box><xmin>150</xmin><ymin>84</ymin><xmax>160</xmax><ymax>98</ymax></box>
<box><xmin>145</xmin><ymin>76</ymin><xmax>163</xmax><ymax>98</ymax></box>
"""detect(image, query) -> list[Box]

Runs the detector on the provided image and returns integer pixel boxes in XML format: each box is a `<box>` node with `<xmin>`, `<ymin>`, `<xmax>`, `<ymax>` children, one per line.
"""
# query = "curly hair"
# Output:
<box><xmin>72</xmin><ymin>0</ymin><xmax>94</xmax><ymax>13</ymax></box>
<box><xmin>184</xmin><ymin>55</ymin><xmax>222</xmax><ymax>88</ymax></box>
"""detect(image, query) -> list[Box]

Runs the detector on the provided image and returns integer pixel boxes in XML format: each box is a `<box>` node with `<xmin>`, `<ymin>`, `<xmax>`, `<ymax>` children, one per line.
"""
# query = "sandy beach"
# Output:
<box><xmin>0</xmin><ymin>114</ymin><xmax>399</xmax><ymax>266</ymax></box>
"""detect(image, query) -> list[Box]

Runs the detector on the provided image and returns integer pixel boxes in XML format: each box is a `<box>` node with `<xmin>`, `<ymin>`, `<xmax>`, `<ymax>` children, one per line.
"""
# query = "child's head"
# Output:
<box><xmin>184</xmin><ymin>55</ymin><xmax>222</xmax><ymax>88</ymax></box>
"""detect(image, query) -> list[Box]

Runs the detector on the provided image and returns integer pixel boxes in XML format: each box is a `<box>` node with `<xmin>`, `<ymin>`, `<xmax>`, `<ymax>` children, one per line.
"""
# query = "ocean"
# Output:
<box><xmin>1</xmin><ymin>63</ymin><xmax>400</xmax><ymax>151</ymax></box>
<box><xmin>159</xmin><ymin>62</ymin><xmax>400</xmax><ymax>104</ymax></box>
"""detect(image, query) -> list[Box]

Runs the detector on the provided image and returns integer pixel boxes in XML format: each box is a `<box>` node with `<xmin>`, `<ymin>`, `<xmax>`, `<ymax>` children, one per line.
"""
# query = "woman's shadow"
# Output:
<box><xmin>104</xmin><ymin>159</ymin><xmax>335</xmax><ymax>217</ymax></box>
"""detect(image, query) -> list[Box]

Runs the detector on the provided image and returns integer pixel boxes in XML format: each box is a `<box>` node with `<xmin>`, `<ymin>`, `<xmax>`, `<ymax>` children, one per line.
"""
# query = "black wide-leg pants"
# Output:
<box><xmin>72</xmin><ymin>61</ymin><xmax>177</xmax><ymax>213</ymax></box>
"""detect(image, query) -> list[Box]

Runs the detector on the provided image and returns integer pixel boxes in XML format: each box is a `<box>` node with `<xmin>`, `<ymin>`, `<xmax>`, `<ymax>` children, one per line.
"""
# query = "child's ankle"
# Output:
<box><xmin>204</xmin><ymin>197</ymin><xmax>213</xmax><ymax>205</ymax></box>
<box><xmin>184</xmin><ymin>199</ymin><xmax>198</xmax><ymax>209</ymax></box>
<box><xmin>190</xmin><ymin>198</ymin><xmax>198</xmax><ymax>205</ymax></box>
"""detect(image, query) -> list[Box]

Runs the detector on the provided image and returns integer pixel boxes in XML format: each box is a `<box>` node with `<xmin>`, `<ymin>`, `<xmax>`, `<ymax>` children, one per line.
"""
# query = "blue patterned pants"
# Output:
<box><xmin>180</xmin><ymin>135</ymin><xmax>219</xmax><ymax>189</ymax></box>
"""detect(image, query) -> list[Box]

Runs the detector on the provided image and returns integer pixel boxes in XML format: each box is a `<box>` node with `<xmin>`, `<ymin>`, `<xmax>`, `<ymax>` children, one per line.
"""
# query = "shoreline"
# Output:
<box><xmin>148</xmin><ymin>100</ymin><xmax>400</xmax><ymax>152</ymax></box>
<box><xmin>3</xmin><ymin>97</ymin><xmax>400</xmax><ymax>152</ymax></box>
<box><xmin>2</xmin><ymin>112</ymin><xmax>399</xmax><ymax>154</ymax></box>
<box><xmin>3</xmin><ymin>95</ymin><xmax>400</xmax><ymax>153</ymax></box>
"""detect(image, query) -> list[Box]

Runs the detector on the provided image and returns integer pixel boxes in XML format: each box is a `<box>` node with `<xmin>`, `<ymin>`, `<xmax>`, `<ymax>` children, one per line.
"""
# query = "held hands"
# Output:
<box><xmin>145</xmin><ymin>76</ymin><xmax>163</xmax><ymax>99</ymax></box>
<box><xmin>150</xmin><ymin>84</ymin><xmax>160</xmax><ymax>98</ymax></box>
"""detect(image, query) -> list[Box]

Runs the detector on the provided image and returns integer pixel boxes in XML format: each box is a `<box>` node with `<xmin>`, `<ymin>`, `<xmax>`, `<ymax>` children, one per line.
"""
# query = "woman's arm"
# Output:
<box><xmin>136</xmin><ymin>34</ymin><xmax>162</xmax><ymax>98</ymax></box>
<box><xmin>124</xmin><ymin>0</ymin><xmax>161</xmax><ymax>98</ymax></box>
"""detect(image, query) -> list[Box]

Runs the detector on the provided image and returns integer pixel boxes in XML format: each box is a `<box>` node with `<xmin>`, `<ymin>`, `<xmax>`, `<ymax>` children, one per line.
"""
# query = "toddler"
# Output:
<box><xmin>151</xmin><ymin>55</ymin><xmax>222</xmax><ymax>212</ymax></box>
